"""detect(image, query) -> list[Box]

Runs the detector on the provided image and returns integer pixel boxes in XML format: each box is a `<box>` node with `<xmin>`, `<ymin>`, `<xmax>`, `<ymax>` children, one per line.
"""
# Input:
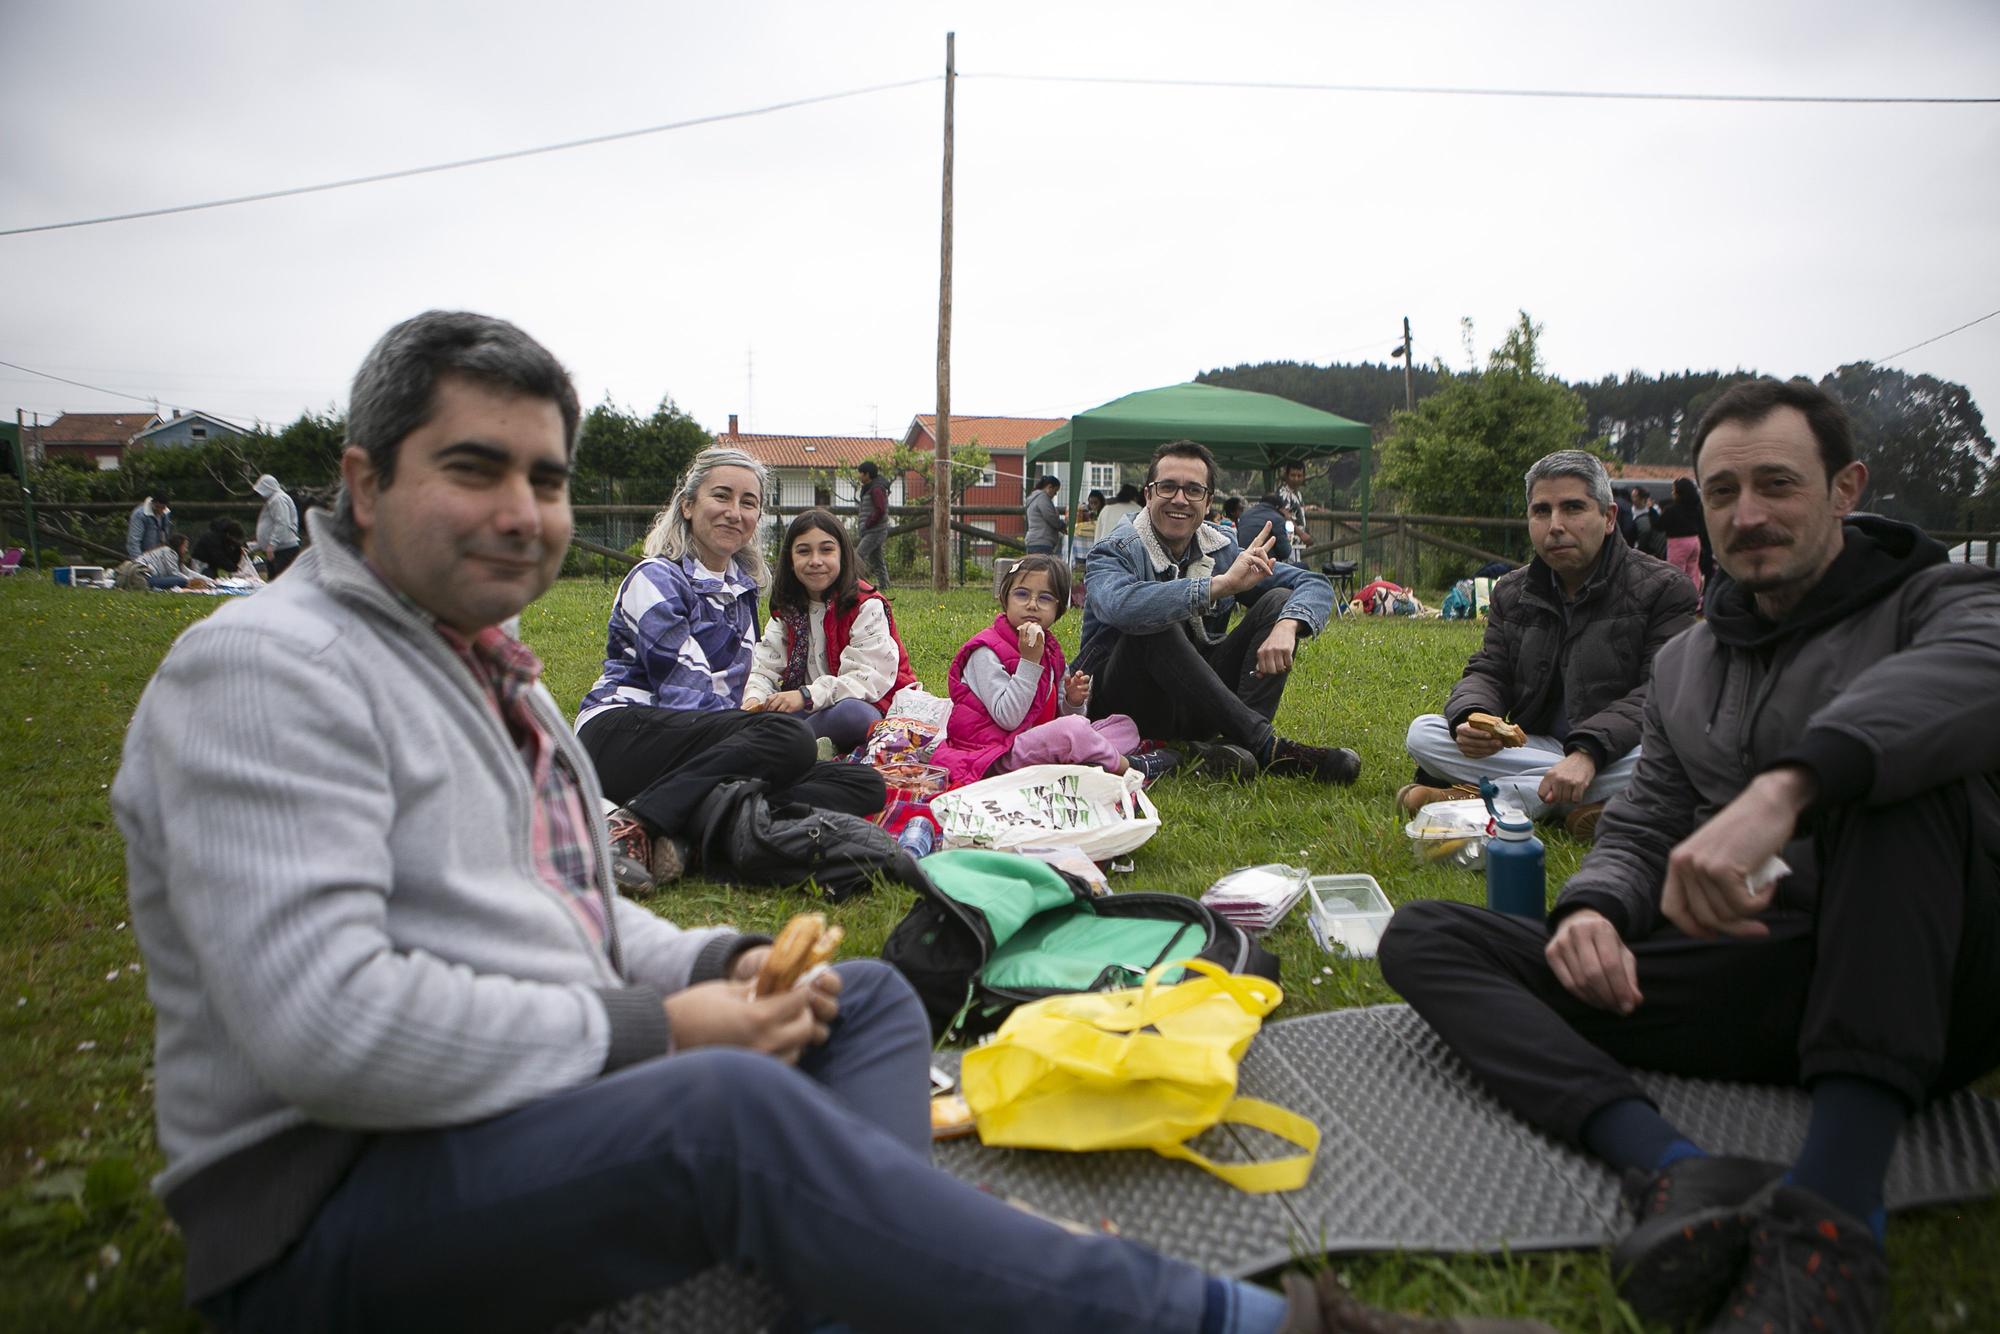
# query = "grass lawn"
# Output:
<box><xmin>1</xmin><ymin>573</ymin><xmax>1992</xmax><ymax>1331</ymax></box>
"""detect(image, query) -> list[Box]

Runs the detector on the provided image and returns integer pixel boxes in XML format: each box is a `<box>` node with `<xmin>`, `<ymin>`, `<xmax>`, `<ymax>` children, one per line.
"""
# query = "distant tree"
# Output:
<box><xmin>1375</xmin><ymin>312</ymin><xmax>1602</xmax><ymax>518</ymax></box>
<box><xmin>1196</xmin><ymin>359</ymin><xmax>1441</xmax><ymax>436</ymax></box>
<box><xmin>1818</xmin><ymin>363</ymin><xmax>1994</xmax><ymax>530</ymax></box>
<box><xmin>575</xmin><ymin>395</ymin><xmax>710</xmax><ymax>497</ymax></box>
<box><xmin>871</xmin><ymin>436</ymin><xmax>991</xmax><ymax>505</ymax></box>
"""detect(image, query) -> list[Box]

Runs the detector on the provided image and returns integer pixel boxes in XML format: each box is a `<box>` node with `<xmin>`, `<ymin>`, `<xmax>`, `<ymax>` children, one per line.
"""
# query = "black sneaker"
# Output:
<box><xmin>1709</xmin><ymin>1183</ymin><xmax>1886</xmax><ymax>1334</ymax></box>
<box><xmin>1265</xmin><ymin>738</ymin><xmax>1362</xmax><ymax>784</ymax></box>
<box><xmin>1183</xmin><ymin>738</ymin><xmax>1260</xmax><ymax>782</ymax></box>
<box><xmin>1610</xmin><ymin>1154</ymin><xmax>1786</xmax><ymax>1327</ymax></box>
<box><xmin>1123</xmin><ymin>748</ymin><xmax>1182</xmax><ymax>787</ymax></box>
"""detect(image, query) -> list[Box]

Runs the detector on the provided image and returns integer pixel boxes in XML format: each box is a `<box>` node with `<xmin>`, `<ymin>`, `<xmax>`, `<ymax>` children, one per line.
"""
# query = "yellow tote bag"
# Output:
<box><xmin>958</xmin><ymin>958</ymin><xmax>1319</xmax><ymax>1192</ymax></box>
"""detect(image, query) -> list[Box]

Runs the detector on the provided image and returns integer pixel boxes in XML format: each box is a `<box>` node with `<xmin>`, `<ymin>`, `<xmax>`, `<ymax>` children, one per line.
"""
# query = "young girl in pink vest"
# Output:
<box><xmin>745</xmin><ymin>509</ymin><xmax>919</xmax><ymax>751</ymax></box>
<box><xmin>932</xmin><ymin>555</ymin><xmax>1181</xmax><ymax>789</ymax></box>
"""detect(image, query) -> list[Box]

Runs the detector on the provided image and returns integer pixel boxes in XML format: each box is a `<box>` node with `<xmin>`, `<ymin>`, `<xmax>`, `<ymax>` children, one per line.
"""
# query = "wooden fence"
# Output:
<box><xmin>5</xmin><ymin>493</ymin><xmax>1994</xmax><ymax>589</ymax></box>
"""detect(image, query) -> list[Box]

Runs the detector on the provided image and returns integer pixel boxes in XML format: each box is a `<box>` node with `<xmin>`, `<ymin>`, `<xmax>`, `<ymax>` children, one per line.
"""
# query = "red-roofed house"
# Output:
<box><xmin>34</xmin><ymin>411</ymin><xmax>163</xmax><ymax>470</ymax></box>
<box><xmin>713</xmin><ymin>415</ymin><xmax>904</xmax><ymax>513</ymax></box>
<box><xmin>900</xmin><ymin>415</ymin><xmax>1091</xmax><ymax>539</ymax></box>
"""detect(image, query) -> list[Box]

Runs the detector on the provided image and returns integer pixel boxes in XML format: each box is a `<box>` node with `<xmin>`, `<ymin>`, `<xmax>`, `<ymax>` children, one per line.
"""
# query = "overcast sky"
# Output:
<box><xmin>4</xmin><ymin>1</ymin><xmax>1995</xmax><ymax>451</ymax></box>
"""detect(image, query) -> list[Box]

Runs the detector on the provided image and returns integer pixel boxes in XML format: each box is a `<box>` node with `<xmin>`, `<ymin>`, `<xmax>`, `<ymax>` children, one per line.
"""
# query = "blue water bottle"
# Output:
<box><xmin>1479</xmin><ymin>779</ymin><xmax>1545</xmax><ymax>920</ymax></box>
<box><xmin>897</xmin><ymin>820</ymin><xmax>936</xmax><ymax>858</ymax></box>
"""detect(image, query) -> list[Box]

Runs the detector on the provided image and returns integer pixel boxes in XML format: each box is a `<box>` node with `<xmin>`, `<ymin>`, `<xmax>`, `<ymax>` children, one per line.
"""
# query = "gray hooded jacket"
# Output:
<box><xmin>1557</xmin><ymin>516</ymin><xmax>2000</xmax><ymax>939</ymax></box>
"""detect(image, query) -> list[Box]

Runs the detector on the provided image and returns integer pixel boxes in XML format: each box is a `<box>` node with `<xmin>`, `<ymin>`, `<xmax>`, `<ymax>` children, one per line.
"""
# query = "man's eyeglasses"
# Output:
<box><xmin>1147</xmin><ymin>480</ymin><xmax>1212</xmax><ymax>502</ymax></box>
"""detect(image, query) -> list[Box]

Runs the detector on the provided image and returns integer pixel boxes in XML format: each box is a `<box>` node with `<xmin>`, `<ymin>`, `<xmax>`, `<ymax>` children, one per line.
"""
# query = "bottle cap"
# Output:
<box><xmin>1494</xmin><ymin>812</ymin><xmax>1534</xmax><ymax>839</ymax></box>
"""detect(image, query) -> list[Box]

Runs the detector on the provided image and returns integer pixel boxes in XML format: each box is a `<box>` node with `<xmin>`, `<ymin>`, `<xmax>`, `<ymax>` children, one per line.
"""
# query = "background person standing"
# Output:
<box><xmin>854</xmin><ymin>459</ymin><xmax>892</xmax><ymax>589</ymax></box>
<box><xmin>253</xmin><ymin>473</ymin><xmax>302</xmax><ymax>578</ymax></box>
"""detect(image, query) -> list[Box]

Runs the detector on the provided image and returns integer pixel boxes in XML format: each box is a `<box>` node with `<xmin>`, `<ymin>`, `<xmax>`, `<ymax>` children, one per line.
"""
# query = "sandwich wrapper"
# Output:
<box><xmin>1199</xmin><ymin>863</ymin><xmax>1310</xmax><ymax>933</ymax></box>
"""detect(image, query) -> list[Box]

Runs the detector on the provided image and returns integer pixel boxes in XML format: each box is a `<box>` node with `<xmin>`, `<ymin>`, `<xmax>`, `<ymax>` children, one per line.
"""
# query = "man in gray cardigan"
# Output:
<box><xmin>1401</xmin><ymin>450</ymin><xmax>1697</xmax><ymax>841</ymax></box>
<box><xmin>114</xmin><ymin>310</ymin><xmax>1479</xmax><ymax>1334</ymax></box>
<box><xmin>1381</xmin><ymin>380</ymin><xmax>2000</xmax><ymax>1333</ymax></box>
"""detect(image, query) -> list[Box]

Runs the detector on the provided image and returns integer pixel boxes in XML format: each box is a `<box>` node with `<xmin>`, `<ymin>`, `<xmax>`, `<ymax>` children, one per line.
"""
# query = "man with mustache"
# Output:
<box><xmin>1078</xmin><ymin>438</ymin><xmax>1360</xmax><ymax>783</ymax></box>
<box><xmin>1400</xmin><ymin>450</ymin><xmax>1697</xmax><ymax>842</ymax></box>
<box><xmin>1380</xmin><ymin>378</ymin><xmax>2000</xmax><ymax>1332</ymax></box>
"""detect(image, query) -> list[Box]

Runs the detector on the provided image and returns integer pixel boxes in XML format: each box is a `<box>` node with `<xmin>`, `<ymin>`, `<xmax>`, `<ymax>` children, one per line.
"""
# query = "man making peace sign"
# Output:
<box><xmin>1076</xmin><ymin>439</ymin><xmax>1360</xmax><ymax>784</ymax></box>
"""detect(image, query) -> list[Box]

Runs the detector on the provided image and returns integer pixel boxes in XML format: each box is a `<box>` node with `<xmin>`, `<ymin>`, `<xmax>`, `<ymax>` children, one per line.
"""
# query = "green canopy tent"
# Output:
<box><xmin>1022</xmin><ymin>381</ymin><xmax>1375</xmax><ymax>559</ymax></box>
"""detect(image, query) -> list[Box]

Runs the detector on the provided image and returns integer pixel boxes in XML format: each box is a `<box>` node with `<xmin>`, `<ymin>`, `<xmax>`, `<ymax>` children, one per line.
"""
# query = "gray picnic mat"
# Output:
<box><xmin>568</xmin><ymin>1004</ymin><xmax>2000</xmax><ymax>1333</ymax></box>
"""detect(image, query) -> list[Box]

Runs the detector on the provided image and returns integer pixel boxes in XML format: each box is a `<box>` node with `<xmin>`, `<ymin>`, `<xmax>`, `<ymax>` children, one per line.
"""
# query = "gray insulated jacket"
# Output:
<box><xmin>1557</xmin><ymin>516</ymin><xmax>2000</xmax><ymax>940</ymax></box>
<box><xmin>1445</xmin><ymin>535</ymin><xmax>1698</xmax><ymax>766</ymax></box>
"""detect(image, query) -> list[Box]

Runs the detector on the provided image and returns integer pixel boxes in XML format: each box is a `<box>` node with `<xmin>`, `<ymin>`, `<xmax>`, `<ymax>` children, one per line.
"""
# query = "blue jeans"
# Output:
<box><xmin>147</xmin><ymin>574</ymin><xmax>190</xmax><ymax>590</ymax></box>
<box><xmin>197</xmin><ymin>962</ymin><xmax>1211</xmax><ymax>1334</ymax></box>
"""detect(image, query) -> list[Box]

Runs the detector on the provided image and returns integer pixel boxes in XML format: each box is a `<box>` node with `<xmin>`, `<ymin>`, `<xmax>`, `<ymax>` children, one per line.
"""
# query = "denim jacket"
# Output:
<box><xmin>1079</xmin><ymin>510</ymin><xmax>1334</xmax><ymax>656</ymax></box>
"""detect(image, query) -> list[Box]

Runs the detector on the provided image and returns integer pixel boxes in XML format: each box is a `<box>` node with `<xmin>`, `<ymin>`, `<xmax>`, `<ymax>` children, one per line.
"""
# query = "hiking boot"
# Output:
<box><xmin>1265</xmin><ymin>738</ymin><xmax>1363</xmax><ymax>785</ymax></box>
<box><xmin>605</xmin><ymin>807</ymin><xmax>658</xmax><ymax>898</ymax></box>
<box><xmin>1279</xmin><ymin>1268</ymin><xmax>1559</xmax><ymax>1333</ymax></box>
<box><xmin>1397</xmin><ymin>781</ymin><xmax>1478</xmax><ymax>815</ymax></box>
<box><xmin>649</xmin><ymin>833</ymin><xmax>692</xmax><ymax>886</ymax></box>
<box><xmin>1708</xmin><ymin>1184</ymin><xmax>1887</xmax><ymax>1334</ymax></box>
<box><xmin>1610</xmin><ymin>1154</ymin><xmax>1786</xmax><ymax>1327</ymax></box>
<box><xmin>1123</xmin><ymin>748</ymin><xmax>1183</xmax><ymax>787</ymax></box>
<box><xmin>1184</xmin><ymin>738</ymin><xmax>1260</xmax><ymax>782</ymax></box>
<box><xmin>1563</xmin><ymin>801</ymin><xmax>1607</xmax><ymax>843</ymax></box>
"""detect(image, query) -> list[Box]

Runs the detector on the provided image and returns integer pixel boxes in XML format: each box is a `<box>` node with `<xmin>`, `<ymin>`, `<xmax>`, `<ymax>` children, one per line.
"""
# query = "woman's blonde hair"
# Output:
<box><xmin>642</xmin><ymin>446</ymin><xmax>772</xmax><ymax>587</ymax></box>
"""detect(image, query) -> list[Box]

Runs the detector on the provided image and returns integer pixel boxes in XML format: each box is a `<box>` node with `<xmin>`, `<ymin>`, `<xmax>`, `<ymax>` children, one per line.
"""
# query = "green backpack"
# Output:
<box><xmin>881</xmin><ymin>847</ymin><xmax>1280</xmax><ymax>1039</ymax></box>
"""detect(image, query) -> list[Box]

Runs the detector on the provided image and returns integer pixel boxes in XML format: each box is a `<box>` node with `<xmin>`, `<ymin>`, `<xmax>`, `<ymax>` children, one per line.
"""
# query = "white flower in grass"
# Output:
<box><xmin>76</xmin><ymin>1040</ymin><xmax>97</xmax><ymax>1051</ymax></box>
<box><xmin>98</xmin><ymin>1243</ymin><xmax>121</xmax><ymax>1269</ymax></box>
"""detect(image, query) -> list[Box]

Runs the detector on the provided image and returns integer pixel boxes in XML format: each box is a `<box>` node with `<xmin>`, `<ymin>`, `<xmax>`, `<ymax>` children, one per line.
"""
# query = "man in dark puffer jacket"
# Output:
<box><xmin>1402</xmin><ymin>449</ymin><xmax>1697</xmax><ymax>841</ymax></box>
<box><xmin>1381</xmin><ymin>379</ymin><xmax>2000</xmax><ymax>1333</ymax></box>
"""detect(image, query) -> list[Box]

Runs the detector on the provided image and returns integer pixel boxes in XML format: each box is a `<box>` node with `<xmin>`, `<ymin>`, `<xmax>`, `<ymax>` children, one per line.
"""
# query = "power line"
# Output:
<box><xmin>0</xmin><ymin>356</ymin><xmax>259</xmax><ymax>424</ymax></box>
<box><xmin>0</xmin><ymin>76</ymin><xmax>938</xmax><ymax>239</ymax></box>
<box><xmin>967</xmin><ymin>70</ymin><xmax>2000</xmax><ymax>106</ymax></box>
<box><xmin>1872</xmin><ymin>307</ymin><xmax>2000</xmax><ymax>367</ymax></box>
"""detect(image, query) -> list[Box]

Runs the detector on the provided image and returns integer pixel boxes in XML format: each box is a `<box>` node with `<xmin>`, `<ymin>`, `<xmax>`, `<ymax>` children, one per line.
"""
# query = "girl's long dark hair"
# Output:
<box><xmin>770</xmin><ymin>509</ymin><xmax>863</xmax><ymax>617</ymax></box>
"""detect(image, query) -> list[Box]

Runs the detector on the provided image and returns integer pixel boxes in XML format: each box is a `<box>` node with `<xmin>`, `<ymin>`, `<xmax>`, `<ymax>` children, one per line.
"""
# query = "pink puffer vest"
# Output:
<box><xmin>933</xmin><ymin>613</ymin><xmax>1064</xmax><ymax>789</ymax></box>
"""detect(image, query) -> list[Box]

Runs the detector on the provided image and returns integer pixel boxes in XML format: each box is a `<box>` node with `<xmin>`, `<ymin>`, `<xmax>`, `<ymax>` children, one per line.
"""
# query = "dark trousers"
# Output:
<box><xmin>1079</xmin><ymin>588</ymin><xmax>1292</xmax><ymax>754</ymax></box>
<box><xmin>579</xmin><ymin>707</ymin><xmax>886</xmax><ymax>838</ymax></box>
<box><xmin>196</xmin><ymin>962</ymin><xmax>1210</xmax><ymax>1334</ymax></box>
<box><xmin>267</xmin><ymin>545</ymin><xmax>301</xmax><ymax>579</ymax></box>
<box><xmin>856</xmin><ymin>524</ymin><xmax>891</xmax><ymax>587</ymax></box>
<box><xmin>1378</xmin><ymin>781</ymin><xmax>2000</xmax><ymax>1142</ymax></box>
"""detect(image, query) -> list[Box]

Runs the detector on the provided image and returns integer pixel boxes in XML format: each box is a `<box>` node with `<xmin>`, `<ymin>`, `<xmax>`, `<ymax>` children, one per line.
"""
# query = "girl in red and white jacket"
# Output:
<box><xmin>932</xmin><ymin>554</ymin><xmax>1178</xmax><ymax>790</ymax></box>
<box><xmin>745</xmin><ymin>509</ymin><xmax>918</xmax><ymax>751</ymax></box>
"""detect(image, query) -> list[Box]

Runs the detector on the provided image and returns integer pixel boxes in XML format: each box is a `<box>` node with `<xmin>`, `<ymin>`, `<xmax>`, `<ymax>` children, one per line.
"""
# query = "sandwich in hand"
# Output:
<box><xmin>1464</xmin><ymin>712</ymin><xmax>1527</xmax><ymax>747</ymax></box>
<box><xmin>754</xmin><ymin>912</ymin><xmax>845</xmax><ymax>997</ymax></box>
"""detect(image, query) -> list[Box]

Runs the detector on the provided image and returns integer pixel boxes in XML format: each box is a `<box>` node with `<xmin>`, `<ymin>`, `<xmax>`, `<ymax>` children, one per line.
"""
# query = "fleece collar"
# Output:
<box><xmin>1133</xmin><ymin>508</ymin><xmax>1228</xmax><ymax>576</ymax></box>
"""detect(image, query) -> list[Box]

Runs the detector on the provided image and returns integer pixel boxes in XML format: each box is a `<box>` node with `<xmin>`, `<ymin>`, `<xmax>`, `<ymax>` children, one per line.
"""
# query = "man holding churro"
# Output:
<box><xmin>1401</xmin><ymin>449</ymin><xmax>1696</xmax><ymax>842</ymax></box>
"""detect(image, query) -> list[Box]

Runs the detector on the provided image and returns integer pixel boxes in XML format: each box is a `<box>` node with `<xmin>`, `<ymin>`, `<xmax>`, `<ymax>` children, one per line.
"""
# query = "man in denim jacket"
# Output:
<box><xmin>1078</xmin><ymin>439</ymin><xmax>1360</xmax><ymax>783</ymax></box>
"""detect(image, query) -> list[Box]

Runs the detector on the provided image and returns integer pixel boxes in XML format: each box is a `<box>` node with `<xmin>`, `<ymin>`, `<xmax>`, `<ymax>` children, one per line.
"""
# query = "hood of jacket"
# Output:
<box><xmin>1703</xmin><ymin>514</ymin><xmax>1947</xmax><ymax>650</ymax></box>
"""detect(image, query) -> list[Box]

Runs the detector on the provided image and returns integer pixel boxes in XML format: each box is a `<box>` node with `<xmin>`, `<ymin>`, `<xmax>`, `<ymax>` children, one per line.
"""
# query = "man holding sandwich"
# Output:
<box><xmin>1401</xmin><ymin>449</ymin><xmax>1696</xmax><ymax>841</ymax></box>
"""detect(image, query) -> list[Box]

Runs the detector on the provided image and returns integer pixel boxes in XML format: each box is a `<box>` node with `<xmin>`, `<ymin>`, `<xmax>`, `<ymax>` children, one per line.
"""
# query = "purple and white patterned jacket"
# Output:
<box><xmin>576</xmin><ymin>555</ymin><xmax>761</xmax><ymax>729</ymax></box>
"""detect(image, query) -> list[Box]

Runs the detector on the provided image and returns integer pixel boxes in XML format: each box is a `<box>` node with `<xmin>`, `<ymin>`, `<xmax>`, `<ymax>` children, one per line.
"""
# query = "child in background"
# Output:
<box><xmin>932</xmin><ymin>554</ymin><xmax>1180</xmax><ymax>789</ymax></box>
<box><xmin>744</xmin><ymin>508</ymin><xmax>918</xmax><ymax>752</ymax></box>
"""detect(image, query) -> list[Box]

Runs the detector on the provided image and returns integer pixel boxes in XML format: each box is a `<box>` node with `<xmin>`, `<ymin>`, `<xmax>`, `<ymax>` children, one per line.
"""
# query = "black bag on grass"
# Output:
<box><xmin>693</xmin><ymin>779</ymin><xmax>922</xmax><ymax>902</ymax></box>
<box><xmin>881</xmin><ymin>847</ymin><xmax>1279</xmax><ymax>1039</ymax></box>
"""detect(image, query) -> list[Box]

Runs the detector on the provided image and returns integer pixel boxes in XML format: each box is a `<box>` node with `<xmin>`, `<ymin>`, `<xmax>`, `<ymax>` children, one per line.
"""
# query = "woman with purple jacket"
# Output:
<box><xmin>575</xmin><ymin>448</ymin><xmax>884</xmax><ymax>885</ymax></box>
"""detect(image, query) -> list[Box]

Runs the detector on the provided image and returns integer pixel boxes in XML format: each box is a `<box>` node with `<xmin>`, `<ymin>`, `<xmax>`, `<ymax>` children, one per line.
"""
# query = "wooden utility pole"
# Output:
<box><xmin>932</xmin><ymin>31</ymin><xmax>956</xmax><ymax>590</ymax></box>
<box><xmin>1400</xmin><ymin>316</ymin><xmax>1415</xmax><ymax>413</ymax></box>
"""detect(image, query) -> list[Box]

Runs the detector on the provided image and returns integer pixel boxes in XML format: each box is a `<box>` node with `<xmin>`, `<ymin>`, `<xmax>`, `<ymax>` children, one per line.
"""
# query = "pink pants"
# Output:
<box><xmin>994</xmin><ymin>713</ymin><xmax>1140</xmax><ymax>775</ymax></box>
<box><xmin>1665</xmin><ymin>535</ymin><xmax>1703</xmax><ymax>596</ymax></box>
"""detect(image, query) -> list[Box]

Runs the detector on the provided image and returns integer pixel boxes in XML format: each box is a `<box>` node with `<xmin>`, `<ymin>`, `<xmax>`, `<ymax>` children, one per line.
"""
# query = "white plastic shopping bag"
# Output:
<box><xmin>929</xmin><ymin>764</ymin><xmax>1160</xmax><ymax>860</ymax></box>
